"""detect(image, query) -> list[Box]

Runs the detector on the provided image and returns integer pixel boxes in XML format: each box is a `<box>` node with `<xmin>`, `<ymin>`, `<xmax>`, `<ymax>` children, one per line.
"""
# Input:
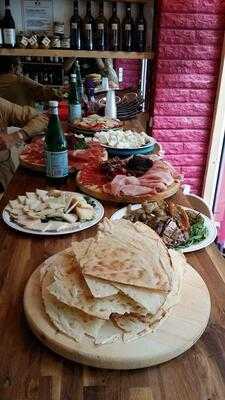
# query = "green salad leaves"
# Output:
<box><xmin>176</xmin><ymin>212</ymin><xmax>208</xmax><ymax>249</ymax></box>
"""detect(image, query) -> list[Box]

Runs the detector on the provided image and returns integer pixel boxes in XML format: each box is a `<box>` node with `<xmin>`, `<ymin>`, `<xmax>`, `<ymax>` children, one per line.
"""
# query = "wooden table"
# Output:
<box><xmin>1</xmin><ymin>168</ymin><xmax>225</xmax><ymax>400</ymax></box>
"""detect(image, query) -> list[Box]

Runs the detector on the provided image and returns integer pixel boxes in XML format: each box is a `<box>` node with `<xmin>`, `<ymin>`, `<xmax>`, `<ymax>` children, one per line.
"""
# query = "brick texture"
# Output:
<box><xmin>154</xmin><ymin>103</ymin><xmax>213</xmax><ymax>116</ymax></box>
<box><xmin>154</xmin><ymin>129</ymin><xmax>209</xmax><ymax>142</ymax></box>
<box><xmin>151</xmin><ymin>1</ymin><xmax>224</xmax><ymax>194</ymax></box>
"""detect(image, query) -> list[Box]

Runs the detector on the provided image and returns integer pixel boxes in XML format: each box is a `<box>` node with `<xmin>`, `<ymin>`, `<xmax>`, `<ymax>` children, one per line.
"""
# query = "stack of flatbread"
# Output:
<box><xmin>41</xmin><ymin>218</ymin><xmax>187</xmax><ymax>345</ymax></box>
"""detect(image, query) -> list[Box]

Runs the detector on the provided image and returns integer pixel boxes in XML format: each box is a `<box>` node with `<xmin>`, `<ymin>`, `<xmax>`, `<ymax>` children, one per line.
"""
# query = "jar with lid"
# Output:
<box><xmin>51</xmin><ymin>35</ymin><xmax>61</xmax><ymax>49</ymax></box>
<box><xmin>40</xmin><ymin>33</ymin><xmax>51</xmax><ymax>49</ymax></box>
<box><xmin>61</xmin><ymin>36</ymin><xmax>70</xmax><ymax>49</ymax></box>
<box><xmin>16</xmin><ymin>31</ymin><xmax>29</xmax><ymax>48</ymax></box>
<box><xmin>29</xmin><ymin>33</ymin><xmax>39</xmax><ymax>49</ymax></box>
<box><xmin>53</xmin><ymin>22</ymin><xmax>64</xmax><ymax>37</ymax></box>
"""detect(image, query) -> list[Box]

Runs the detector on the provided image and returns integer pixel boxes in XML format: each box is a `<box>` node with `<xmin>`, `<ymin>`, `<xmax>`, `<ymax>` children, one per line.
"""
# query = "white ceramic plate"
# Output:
<box><xmin>2</xmin><ymin>193</ymin><xmax>104</xmax><ymax>236</ymax></box>
<box><xmin>111</xmin><ymin>205</ymin><xmax>217</xmax><ymax>253</ymax></box>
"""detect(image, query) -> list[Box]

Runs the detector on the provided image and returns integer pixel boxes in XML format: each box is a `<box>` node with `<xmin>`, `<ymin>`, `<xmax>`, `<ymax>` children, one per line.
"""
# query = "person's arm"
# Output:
<box><xmin>0</xmin><ymin>98</ymin><xmax>48</xmax><ymax>148</ymax></box>
<box><xmin>18</xmin><ymin>74</ymin><xmax>62</xmax><ymax>102</ymax></box>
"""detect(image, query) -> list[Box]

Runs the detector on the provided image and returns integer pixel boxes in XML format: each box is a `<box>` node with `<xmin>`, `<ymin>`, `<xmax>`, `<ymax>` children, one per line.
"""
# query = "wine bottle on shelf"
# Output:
<box><xmin>135</xmin><ymin>4</ymin><xmax>146</xmax><ymax>52</ymax></box>
<box><xmin>83</xmin><ymin>0</ymin><xmax>94</xmax><ymax>51</ymax></box>
<box><xmin>68</xmin><ymin>74</ymin><xmax>82</xmax><ymax>122</ymax></box>
<box><xmin>95</xmin><ymin>0</ymin><xmax>107</xmax><ymax>51</ymax></box>
<box><xmin>109</xmin><ymin>3</ymin><xmax>120</xmax><ymax>51</ymax></box>
<box><xmin>122</xmin><ymin>2</ymin><xmax>134</xmax><ymax>52</ymax></box>
<box><xmin>45</xmin><ymin>101</ymin><xmax>68</xmax><ymax>185</ymax></box>
<box><xmin>2</xmin><ymin>0</ymin><xmax>16</xmax><ymax>48</ymax></box>
<box><xmin>70</xmin><ymin>0</ymin><xmax>81</xmax><ymax>50</ymax></box>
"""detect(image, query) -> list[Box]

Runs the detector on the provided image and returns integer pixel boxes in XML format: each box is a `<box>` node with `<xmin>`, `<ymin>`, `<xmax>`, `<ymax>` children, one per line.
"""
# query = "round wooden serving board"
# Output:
<box><xmin>76</xmin><ymin>172</ymin><xmax>180</xmax><ymax>204</ymax></box>
<box><xmin>24</xmin><ymin>250</ymin><xmax>210</xmax><ymax>370</ymax></box>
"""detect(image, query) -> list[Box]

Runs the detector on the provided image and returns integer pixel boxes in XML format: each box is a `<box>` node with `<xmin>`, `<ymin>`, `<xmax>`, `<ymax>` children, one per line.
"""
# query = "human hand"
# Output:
<box><xmin>0</xmin><ymin>132</ymin><xmax>22</xmax><ymax>150</ymax></box>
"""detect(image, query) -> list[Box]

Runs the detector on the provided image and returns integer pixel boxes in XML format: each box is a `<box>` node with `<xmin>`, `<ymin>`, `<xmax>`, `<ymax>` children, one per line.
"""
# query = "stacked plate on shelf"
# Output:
<box><xmin>97</xmin><ymin>91</ymin><xmax>144</xmax><ymax>120</ymax></box>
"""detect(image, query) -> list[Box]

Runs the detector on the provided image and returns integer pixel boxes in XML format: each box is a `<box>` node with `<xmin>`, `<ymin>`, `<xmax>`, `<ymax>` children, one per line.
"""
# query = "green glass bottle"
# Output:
<box><xmin>68</xmin><ymin>74</ymin><xmax>82</xmax><ymax>122</ymax></box>
<box><xmin>75</xmin><ymin>60</ymin><xmax>84</xmax><ymax>101</ymax></box>
<box><xmin>45</xmin><ymin>101</ymin><xmax>68</xmax><ymax>185</ymax></box>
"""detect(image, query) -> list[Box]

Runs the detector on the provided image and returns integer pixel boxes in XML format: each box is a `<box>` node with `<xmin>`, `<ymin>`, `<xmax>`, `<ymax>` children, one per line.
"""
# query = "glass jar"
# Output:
<box><xmin>51</xmin><ymin>36</ymin><xmax>61</xmax><ymax>49</ymax></box>
<box><xmin>29</xmin><ymin>33</ymin><xmax>39</xmax><ymax>49</ymax></box>
<box><xmin>53</xmin><ymin>22</ymin><xmax>64</xmax><ymax>37</ymax></box>
<box><xmin>61</xmin><ymin>36</ymin><xmax>70</xmax><ymax>49</ymax></box>
<box><xmin>40</xmin><ymin>34</ymin><xmax>51</xmax><ymax>49</ymax></box>
<box><xmin>16</xmin><ymin>31</ymin><xmax>29</xmax><ymax>48</ymax></box>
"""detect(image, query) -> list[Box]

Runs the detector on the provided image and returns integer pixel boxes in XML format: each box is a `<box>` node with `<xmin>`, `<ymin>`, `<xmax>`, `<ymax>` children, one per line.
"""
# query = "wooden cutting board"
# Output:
<box><xmin>76</xmin><ymin>172</ymin><xmax>180</xmax><ymax>204</ymax></box>
<box><xmin>23</xmin><ymin>250</ymin><xmax>210</xmax><ymax>370</ymax></box>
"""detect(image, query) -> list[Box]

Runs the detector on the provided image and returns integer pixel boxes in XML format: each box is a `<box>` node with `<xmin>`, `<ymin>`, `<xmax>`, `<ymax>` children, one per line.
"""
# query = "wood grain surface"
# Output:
<box><xmin>0</xmin><ymin>167</ymin><xmax>225</xmax><ymax>400</ymax></box>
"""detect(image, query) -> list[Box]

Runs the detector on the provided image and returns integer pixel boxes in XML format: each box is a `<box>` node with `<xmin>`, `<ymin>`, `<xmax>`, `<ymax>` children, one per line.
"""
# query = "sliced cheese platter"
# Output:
<box><xmin>2</xmin><ymin>189</ymin><xmax>104</xmax><ymax>236</ymax></box>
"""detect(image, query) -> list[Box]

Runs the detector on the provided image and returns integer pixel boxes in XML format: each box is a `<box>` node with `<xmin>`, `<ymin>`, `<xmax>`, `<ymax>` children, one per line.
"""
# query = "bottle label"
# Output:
<box><xmin>85</xmin><ymin>24</ymin><xmax>92</xmax><ymax>30</ymax></box>
<box><xmin>72</xmin><ymin>22</ymin><xmax>78</xmax><ymax>29</ymax></box>
<box><xmin>125</xmin><ymin>24</ymin><xmax>131</xmax><ymax>31</ymax></box>
<box><xmin>3</xmin><ymin>29</ymin><xmax>15</xmax><ymax>46</ymax></box>
<box><xmin>46</xmin><ymin>151</ymin><xmax>68</xmax><ymax>178</ymax></box>
<box><xmin>98</xmin><ymin>23</ymin><xmax>104</xmax><ymax>30</ymax></box>
<box><xmin>0</xmin><ymin>29</ymin><xmax>2</xmax><ymax>46</ymax></box>
<box><xmin>111</xmin><ymin>23</ymin><xmax>118</xmax><ymax>30</ymax></box>
<box><xmin>138</xmin><ymin>24</ymin><xmax>144</xmax><ymax>31</ymax></box>
<box><xmin>70</xmin><ymin>104</ymin><xmax>82</xmax><ymax>121</ymax></box>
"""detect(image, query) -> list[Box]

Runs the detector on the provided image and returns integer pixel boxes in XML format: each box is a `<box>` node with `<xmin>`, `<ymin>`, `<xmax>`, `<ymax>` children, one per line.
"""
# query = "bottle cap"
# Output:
<box><xmin>49</xmin><ymin>101</ymin><xmax>58</xmax><ymax>107</ymax></box>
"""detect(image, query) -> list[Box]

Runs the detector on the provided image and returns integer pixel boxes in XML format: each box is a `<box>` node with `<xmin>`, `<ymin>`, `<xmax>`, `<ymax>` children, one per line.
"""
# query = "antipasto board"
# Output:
<box><xmin>76</xmin><ymin>172</ymin><xmax>180</xmax><ymax>203</ymax></box>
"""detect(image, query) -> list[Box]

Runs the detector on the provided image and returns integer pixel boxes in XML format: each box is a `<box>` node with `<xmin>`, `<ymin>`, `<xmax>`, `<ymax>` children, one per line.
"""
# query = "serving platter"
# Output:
<box><xmin>111</xmin><ymin>205</ymin><xmax>217</xmax><ymax>253</ymax></box>
<box><xmin>76</xmin><ymin>172</ymin><xmax>180</xmax><ymax>204</ymax></box>
<box><xmin>24</xmin><ymin>249</ymin><xmax>211</xmax><ymax>370</ymax></box>
<box><xmin>99</xmin><ymin>139</ymin><xmax>156</xmax><ymax>157</ymax></box>
<box><xmin>2</xmin><ymin>193</ymin><xmax>104</xmax><ymax>236</ymax></box>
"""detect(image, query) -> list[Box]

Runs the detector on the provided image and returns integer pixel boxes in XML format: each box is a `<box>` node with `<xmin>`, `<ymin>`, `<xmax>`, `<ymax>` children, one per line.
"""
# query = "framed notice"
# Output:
<box><xmin>22</xmin><ymin>0</ymin><xmax>53</xmax><ymax>32</ymax></box>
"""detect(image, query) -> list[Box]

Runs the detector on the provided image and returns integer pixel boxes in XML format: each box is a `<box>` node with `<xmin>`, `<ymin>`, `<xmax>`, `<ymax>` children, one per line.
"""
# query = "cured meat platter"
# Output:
<box><xmin>19</xmin><ymin>137</ymin><xmax>108</xmax><ymax>174</ymax></box>
<box><xmin>76</xmin><ymin>157</ymin><xmax>181</xmax><ymax>204</ymax></box>
<box><xmin>76</xmin><ymin>172</ymin><xmax>180</xmax><ymax>204</ymax></box>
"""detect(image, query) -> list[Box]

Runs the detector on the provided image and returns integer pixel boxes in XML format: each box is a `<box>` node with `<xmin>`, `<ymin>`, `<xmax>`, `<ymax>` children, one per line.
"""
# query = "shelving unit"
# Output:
<box><xmin>0</xmin><ymin>49</ymin><xmax>153</xmax><ymax>60</ymax></box>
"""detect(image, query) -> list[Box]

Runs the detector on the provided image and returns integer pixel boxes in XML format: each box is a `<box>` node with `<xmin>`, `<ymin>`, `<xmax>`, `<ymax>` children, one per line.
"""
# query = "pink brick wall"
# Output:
<box><xmin>151</xmin><ymin>0</ymin><xmax>225</xmax><ymax>194</ymax></box>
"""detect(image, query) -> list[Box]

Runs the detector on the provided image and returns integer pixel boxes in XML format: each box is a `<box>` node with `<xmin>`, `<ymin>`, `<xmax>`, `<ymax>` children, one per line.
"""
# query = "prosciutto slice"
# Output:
<box><xmin>105</xmin><ymin>160</ymin><xmax>180</xmax><ymax>197</ymax></box>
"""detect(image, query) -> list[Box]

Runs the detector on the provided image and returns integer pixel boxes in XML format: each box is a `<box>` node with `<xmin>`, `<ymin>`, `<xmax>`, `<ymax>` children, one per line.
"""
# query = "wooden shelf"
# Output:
<box><xmin>0</xmin><ymin>48</ymin><xmax>153</xmax><ymax>60</ymax></box>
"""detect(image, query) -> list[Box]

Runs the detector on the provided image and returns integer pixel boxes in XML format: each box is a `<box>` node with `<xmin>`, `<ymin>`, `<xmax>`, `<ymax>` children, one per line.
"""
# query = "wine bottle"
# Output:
<box><xmin>70</xmin><ymin>0</ymin><xmax>81</xmax><ymax>50</ymax></box>
<box><xmin>45</xmin><ymin>101</ymin><xmax>68</xmax><ymax>185</ymax></box>
<box><xmin>2</xmin><ymin>0</ymin><xmax>15</xmax><ymax>48</ymax></box>
<box><xmin>95</xmin><ymin>0</ymin><xmax>107</xmax><ymax>51</ymax></box>
<box><xmin>122</xmin><ymin>3</ymin><xmax>134</xmax><ymax>52</ymax></box>
<box><xmin>109</xmin><ymin>3</ymin><xmax>120</xmax><ymax>51</ymax></box>
<box><xmin>83</xmin><ymin>0</ymin><xmax>94</xmax><ymax>51</ymax></box>
<box><xmin>135</xmin><ymin>4</ymin><xmax>146</xmax><ymax>52</ymax></box>
<box><xmin>75</xmin><ymin>60</ymin><xmax>84</xmax><ymax>101</ymax></box>
<box><xmin>69</xmin><ymin>74</ymin><xmax>82</xmax><ymax>122</ymax></box>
